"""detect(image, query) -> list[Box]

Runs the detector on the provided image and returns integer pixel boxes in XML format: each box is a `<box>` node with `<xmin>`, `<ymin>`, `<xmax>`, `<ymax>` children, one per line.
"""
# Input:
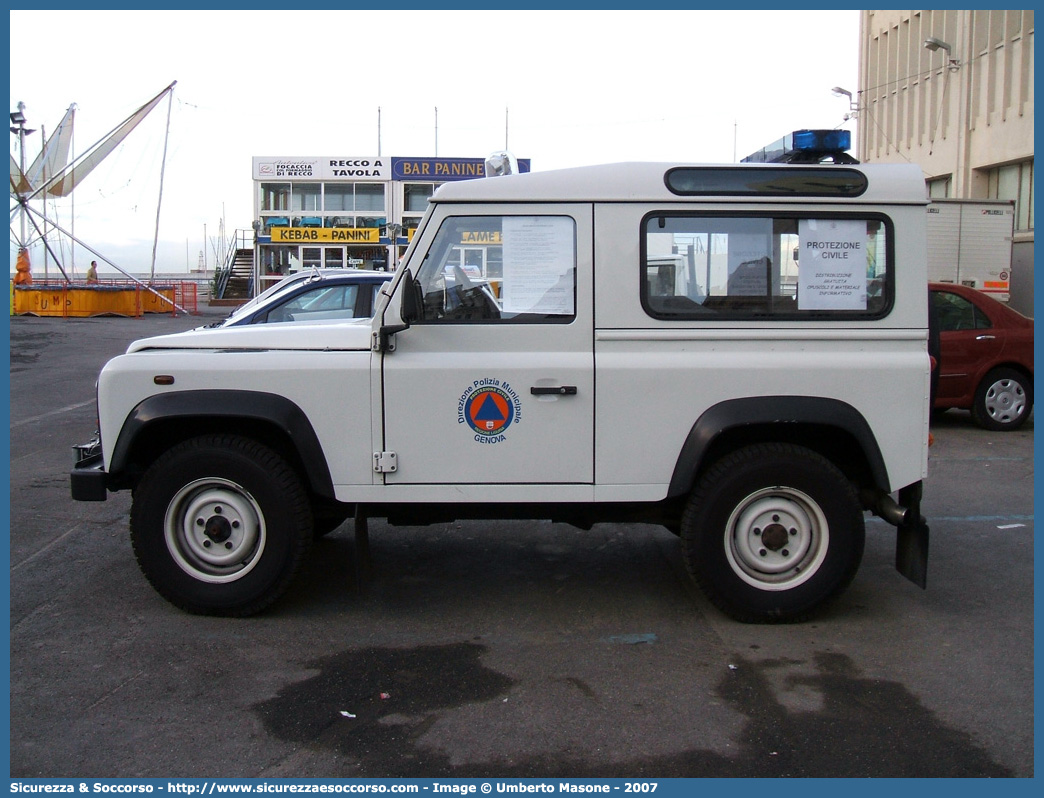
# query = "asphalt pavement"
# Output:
<box><xmin>7</xmin><ymin>307</ymin><xmax>1034</xmax><ymax>778</ymax></box>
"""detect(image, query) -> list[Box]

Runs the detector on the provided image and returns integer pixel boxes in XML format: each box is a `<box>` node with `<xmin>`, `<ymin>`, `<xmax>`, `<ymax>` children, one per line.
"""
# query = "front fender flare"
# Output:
<box><xmin>109</xmin><ymin>390</ymin><xmax>335</xmax><ymax>498</ymax></box>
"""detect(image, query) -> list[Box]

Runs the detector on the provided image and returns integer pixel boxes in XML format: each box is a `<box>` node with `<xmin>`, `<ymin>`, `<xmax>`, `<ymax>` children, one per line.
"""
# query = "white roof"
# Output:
<box><xmin>431</xmin><ymin>162</ymin><xmax>928</xmax><ymax>205</ymax></box>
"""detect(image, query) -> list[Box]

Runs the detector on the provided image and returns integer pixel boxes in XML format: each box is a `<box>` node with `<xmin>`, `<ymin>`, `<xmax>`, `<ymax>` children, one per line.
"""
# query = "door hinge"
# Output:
<box><xmin>373</xmin><ymin>324</ymin><xmax>408</xmax><ymax>353</ymax></box>
<box><xmin>373</xmin><ymin>451</ymin><xmax>398</xmax><ymax>473</ymax></box>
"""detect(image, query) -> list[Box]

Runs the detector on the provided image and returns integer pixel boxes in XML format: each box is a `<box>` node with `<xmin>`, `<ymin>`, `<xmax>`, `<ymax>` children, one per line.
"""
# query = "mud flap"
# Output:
<box><xmin>895</xmin><ymin>482</ymin><xmax>929</xmax><ymax>588</ymax></box>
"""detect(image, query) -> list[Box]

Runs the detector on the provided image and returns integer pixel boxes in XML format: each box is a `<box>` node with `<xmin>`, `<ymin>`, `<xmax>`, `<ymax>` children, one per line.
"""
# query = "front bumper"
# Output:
<box><xmin>70</xmin><ymin>438</ymin><xmax>108</xmax><ymax>502</ymax></box>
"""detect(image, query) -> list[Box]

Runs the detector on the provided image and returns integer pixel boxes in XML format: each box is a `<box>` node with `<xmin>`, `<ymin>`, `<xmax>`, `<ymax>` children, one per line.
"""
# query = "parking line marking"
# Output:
<box><xmin>11</xmin><ymin>399</ymin><xmax>94</xmax><ymax>429</ymax></box>
<box><xmin>11</xmin><ymin>524</ymin><xmax>84</xmax><ymax>573</ymax></box>
<box><xmin>868</xmin><ymin>514</ymin><xmax>1033</xmax><ymax>525</ymax></box>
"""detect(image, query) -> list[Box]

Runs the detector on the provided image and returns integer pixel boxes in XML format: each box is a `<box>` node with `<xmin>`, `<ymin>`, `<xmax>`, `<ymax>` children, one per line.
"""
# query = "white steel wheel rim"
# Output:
<box><xmin>984</xmin><ymin>378</ymin><xmax>1026</xmax><ymax>424</ymax></box>
<box><xmin>724</xmin><ymin>486</ymin><xmax>829</xmax><ymax>591</ymax></box>
<box><xmin>164</xmin><ymin>478</ymin><xmax>266</xmax><ymax>584</ymax></box>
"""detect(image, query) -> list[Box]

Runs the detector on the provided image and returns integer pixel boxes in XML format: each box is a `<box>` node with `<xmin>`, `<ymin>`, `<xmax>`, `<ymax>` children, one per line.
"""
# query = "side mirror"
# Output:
<box><xmin>400</xmin><ymin>270</ymin><xmax>420</xmax><ymax>323</ymax></box>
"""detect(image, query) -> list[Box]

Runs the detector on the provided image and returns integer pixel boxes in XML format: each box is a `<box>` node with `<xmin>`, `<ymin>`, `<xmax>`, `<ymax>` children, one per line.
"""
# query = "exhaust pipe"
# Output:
<box><xmin>862</xmin><ymin>489</ymin><xmax>912</xmax><ymax>527</ymax></box>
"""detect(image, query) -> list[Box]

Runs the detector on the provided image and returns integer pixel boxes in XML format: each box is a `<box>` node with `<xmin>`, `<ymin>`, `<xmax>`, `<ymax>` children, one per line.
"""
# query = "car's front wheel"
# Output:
<box><xmin>130</xmin><ymin>435</ymin><xmax>313</xmax><ymax>616</ymax></box>
<box><xmin>971</xmin><ymin>367</ymin><xmax>1033</xmax><ymax>431</ymax></box>
<box><xmin>680</xmin><ymin>443</ymin><xmax>864</xmax><ymax>623</ymax></box>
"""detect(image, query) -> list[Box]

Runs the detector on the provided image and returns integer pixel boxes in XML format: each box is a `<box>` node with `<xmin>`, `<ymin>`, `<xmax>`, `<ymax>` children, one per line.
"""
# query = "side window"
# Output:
<box><xmin>264</xmin><ymin>285</ymin><xmax>359</xmax><ymax>323</ymax></box>
<box><xmin>932</xmin><ymin>291</ymin><xmax>992</xmax><ymax>331</ymax></box>
<box><xmin>642</xmin><ymin>214</ymin><xmax>891</xmax><ymax>319</ymax></box>
<box><xmin>413</xmin><ymin>216</ymin><xmax>576</xmax><ymax>323</ymax></box>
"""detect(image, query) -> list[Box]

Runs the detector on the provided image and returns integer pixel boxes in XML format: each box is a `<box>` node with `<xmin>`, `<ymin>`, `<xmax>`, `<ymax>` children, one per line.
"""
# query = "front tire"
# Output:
<box><xmin>680</xmin><ymin>444</ymin><xmax>864</xmax><ymax>623</ymax></box>
<box><xmin>130</xmin><ymin>435</ymin><xmax>313</xmax><ymax>616</ymax></box>
<box><xmin>971</xmin><ymin>367</ymin><xmax>1032</xmax><ymax>431</ymax></box>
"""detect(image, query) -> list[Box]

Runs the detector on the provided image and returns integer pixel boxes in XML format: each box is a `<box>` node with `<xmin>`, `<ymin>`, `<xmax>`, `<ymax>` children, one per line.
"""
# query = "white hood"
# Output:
<box><xmin>125</xmin><ymin>317</ymin><xmax>375</xmax><ymax>353</ymax></box>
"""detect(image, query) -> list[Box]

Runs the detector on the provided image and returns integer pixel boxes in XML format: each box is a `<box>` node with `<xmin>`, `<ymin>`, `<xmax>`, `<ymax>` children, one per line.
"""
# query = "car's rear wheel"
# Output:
<box><xmin>971</xmin><ymin>367</ymin><xmax>1033</xmax><ymax>431</ymax></box>
<box><xmin>680</xmin><ymin>443</ymin><xmax>864</xmax><ymax>623</ymax></box>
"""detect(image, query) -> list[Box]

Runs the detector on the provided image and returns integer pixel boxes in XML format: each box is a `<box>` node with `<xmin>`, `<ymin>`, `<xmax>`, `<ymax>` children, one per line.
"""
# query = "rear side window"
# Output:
<box><xmin>642</xmin><ymin>213</ymin><xmax>892</xmax><ymax>319</ymax></box>
<box><xmin>932</xmin><ymin>290</ymin><xmax>992</xmax><ymax>331</ymax></box>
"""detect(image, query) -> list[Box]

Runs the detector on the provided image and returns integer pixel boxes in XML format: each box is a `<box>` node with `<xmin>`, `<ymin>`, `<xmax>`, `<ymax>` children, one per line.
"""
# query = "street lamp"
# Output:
<box><xmin>385</xmin><ymin>222</ymin><xmax>402</xmax><ymax>271</ymax></box>
<box><xmin>924</xmin><ymin>36</ymin><xmax>961</xmax><ymax>71</ymax></box>
<box><xmin>831</xmin><ymin>87</ymin><xmax>859</xmax><ymax>120</ymax></box>
<box><xmin>10</xmin><ymin>102</ymin><xmax>37</xmax><ymax>247</ymax></box>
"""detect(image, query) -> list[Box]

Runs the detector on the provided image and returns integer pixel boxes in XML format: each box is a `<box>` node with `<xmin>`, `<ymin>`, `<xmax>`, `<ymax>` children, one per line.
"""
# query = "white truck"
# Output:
<box><xmin>926</xmin><ymin>198</ymin><xmax>1015</xmax><ymax>301</ymax></box>
<box><xmin>71</xmin><ymin>147</ymin><xmax>933</xmax><ymax>623</ymax></box>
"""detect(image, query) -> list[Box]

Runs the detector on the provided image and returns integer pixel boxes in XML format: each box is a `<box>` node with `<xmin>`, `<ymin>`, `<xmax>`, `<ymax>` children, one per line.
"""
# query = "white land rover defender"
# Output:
<box><xmin>71</xmin><ymin>140</ymin><xmax>932</xmax><ymax>623</ymax></box>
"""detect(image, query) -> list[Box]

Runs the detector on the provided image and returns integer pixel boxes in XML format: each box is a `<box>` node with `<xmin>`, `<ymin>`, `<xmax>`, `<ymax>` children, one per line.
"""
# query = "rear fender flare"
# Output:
<box><xmin>666</xmin><ymin>396</ymin><xmax>889</xmax><ymax>499</ymax></box>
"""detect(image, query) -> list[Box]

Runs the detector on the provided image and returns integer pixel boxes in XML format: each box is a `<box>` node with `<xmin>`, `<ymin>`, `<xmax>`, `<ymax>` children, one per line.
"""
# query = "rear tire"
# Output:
<box><xmin>680</xmin><ymin>443</ymin><xmax>864</xmax><ymax>623</ymax></box>
<box><xmin>971</xmin><ymin>367</ymin><xmax>1032</xmax><ymax>431</ymax></box>
<box><xmin>130</xmin><ymin>435</ymin><xmax>313</xmax><ymax>616</ymax></box>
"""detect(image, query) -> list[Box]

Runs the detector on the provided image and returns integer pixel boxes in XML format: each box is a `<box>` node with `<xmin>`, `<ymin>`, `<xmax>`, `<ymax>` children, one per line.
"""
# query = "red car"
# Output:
<box><xmin>930</xmin><ymin>282</ymin><xmax>1034</xmax><ymax>430</ymax></box>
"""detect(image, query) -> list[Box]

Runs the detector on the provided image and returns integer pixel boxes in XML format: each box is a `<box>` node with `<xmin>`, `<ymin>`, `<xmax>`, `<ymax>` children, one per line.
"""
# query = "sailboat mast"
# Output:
<box><xmin>41</xmin><ymin>123</ymin><xmax>49</xmax><ymax>281</ymax></box>
<box><xmin>149</xmin><ymin>81</ymin><xmax>176</xmax><ymax>282</ymax></box>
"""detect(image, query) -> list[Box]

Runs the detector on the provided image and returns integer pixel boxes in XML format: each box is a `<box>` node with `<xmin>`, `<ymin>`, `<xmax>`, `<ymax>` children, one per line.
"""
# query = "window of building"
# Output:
<box><xmin>302</xmin><ymin>247</ymin><xmax>323</xmax><ymax>269</ymax></box>
<box><xmin>642</xmin><ymin>213</ymin><xmax>891</xmax><ymax>319</ymax></box>
<box><xmin>261</xmin><ymin>183</ymin><xmax>290</xmax><ymax>211</ymax></box>
<box><xmin>292</xmin><ymin>183</ymin><xmax>322</xmax><ymax>212</ymax></box>
<box><xmin>413</xmin><ymin>215</ymin><xmax>576</xmax><ymax>323</ymax></box>
<box><xmin>927</xmin><ymin>176</ymin><xmax>951</xmax><ymax>199</ymax></box>
<box><xmin>355</xmin><ymin>183</ymin><xmax>385</xmax><ymax>212</ymax></box>
<box><xmin>261</xmin><ymin>245</ymin><xmax>298</xmax><ymax>277</ymax></box>
<box><xmin>324</xmin><ymin>184</ymin><xmax>354</xmax><ymax>212</ymax></box>
<box><xmin>988</xmin><ymin>160</ymin><xmax>1033</xmax><ymax>232</ymax></box>
<box><xmin>318</xmin><ymin>183</ymin><xmax>386</xmax><ymax>224</ymax></box>
<box><xmin>260</xmin><ymin>216</ymin><xmax>290</xmax><ymax>234</ymax></box>
<box><xmin>404</xmin><ymin>183</ymin><xmax>436</xmax><ymax>212</ymax></box>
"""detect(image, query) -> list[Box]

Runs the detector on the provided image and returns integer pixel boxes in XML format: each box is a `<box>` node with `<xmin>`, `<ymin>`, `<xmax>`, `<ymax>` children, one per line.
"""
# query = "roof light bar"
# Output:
<box><xmin>741</xmin><ymin>129</ymin><xmax>857</xmax><ymax>164</ymax></box>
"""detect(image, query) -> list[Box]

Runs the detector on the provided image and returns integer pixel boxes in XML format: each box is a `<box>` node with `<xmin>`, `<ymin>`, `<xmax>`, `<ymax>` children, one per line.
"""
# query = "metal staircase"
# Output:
<box><xmin>214</xmin><ymin>229</ymin><xmax>254</xmax><ymax>301</ymax></box>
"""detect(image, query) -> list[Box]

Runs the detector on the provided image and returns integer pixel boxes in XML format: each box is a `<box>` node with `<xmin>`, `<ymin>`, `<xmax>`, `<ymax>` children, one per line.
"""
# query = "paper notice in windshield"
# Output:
<box><xmin>502</xmin><ymin>216</ymin><xmax>575</xmax><ymax>315</ymax></box>
<box><xmin>798</xmin><ymin>219</ymin><xmax>866</xmax><ymax>310</ymax></box>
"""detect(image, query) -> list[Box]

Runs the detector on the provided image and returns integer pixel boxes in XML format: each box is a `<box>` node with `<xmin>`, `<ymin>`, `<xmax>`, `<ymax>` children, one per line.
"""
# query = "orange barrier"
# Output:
<box><xmin>11</xmin><ymin>281</ymin><xmax>197</xmax><ymax>318</ymax></box>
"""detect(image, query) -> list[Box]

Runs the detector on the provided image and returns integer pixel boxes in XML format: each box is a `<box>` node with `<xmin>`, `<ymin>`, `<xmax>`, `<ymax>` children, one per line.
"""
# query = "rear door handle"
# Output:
<box><xmin>531</xmin><ymin>385</ymin><xmax>577</xmax><ymax>395</ymax></box>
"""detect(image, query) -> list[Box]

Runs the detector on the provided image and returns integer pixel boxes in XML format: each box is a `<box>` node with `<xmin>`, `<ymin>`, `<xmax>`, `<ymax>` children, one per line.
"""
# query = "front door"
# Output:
<box><xmin>381</xmin><ymin>206</ymin><xmax>594</xmax><ymax>485</ymax></box>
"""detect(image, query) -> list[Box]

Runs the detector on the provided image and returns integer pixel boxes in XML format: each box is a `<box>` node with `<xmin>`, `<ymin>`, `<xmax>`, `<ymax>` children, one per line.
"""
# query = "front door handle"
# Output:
<box><xmin>531</xmin><ymin>385</ymin><xmax>577</xmax><ymax>396</ymax></box>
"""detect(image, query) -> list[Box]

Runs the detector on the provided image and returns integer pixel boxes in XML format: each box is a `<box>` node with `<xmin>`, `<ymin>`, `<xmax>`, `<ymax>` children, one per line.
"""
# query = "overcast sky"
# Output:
<box><xmin>9</xmin><ymin>8</ymin><xmax>860</xmax><ymax>276</ymax></box>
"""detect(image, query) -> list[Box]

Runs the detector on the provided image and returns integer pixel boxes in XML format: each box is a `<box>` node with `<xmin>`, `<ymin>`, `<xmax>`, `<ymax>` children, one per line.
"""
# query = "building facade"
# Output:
<box><xmin>857</xmin><ymin>10</ymin><xmax>1034</xmax><ymax>313</ymax></box>
<box><xmin>251</xmin><ymin>155</ymin><xmax>529</xmax><ymax>296</ymax></box>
